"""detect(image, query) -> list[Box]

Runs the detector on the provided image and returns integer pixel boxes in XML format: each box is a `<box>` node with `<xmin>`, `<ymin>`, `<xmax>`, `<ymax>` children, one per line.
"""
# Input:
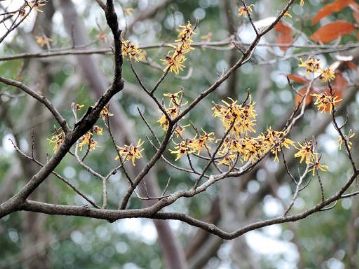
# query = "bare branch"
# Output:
<box><xmin>0</xmin><ymin>76</ymin><xmax>69</xmax><ymax>133</ymax></box>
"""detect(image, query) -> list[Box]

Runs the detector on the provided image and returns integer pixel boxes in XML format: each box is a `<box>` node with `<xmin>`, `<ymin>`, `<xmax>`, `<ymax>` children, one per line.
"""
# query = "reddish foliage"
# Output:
<box><xmin>287</xmin><ymin>74</ymin><xmax>309</xmax><ymax>84</ymax></box>
<box><xmin>344</xmin><ymin>61</ymin><xmax>357</xmax><ymax>70</ymax></box>
<box><xmin>332</xmin><ymin>72</ymin><xmax>348</xmax><ymax>98</ymax></box>
<box><xmin>310</xmin><ymin>21</ymin><xmax>355</xmax><ymax>43</ymax></box>
<box><xmin>295</xmin><ymin>87</ymin><xmax>313</xmax><ymax>107</ymax></box>
<box><xmin>274</xmin><ymin>21</ymin><xmax>293</xmax><ymax>52</ymax></box>
<box><xmin>312</xmin><ymin>0</ymin><xmax>354</xmax><ymax>25</ymax></box>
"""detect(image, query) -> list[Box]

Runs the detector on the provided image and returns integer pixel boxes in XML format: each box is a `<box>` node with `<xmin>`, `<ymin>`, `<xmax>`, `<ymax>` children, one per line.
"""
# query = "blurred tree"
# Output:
<box><xmin>0</xmin><ymin>0</ymin><xmax>359</xmax><ymax>268</ymax></box>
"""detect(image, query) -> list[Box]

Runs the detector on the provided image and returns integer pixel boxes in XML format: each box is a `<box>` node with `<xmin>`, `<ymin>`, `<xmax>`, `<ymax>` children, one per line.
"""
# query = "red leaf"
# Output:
<box><xmin>311</xmin><ymin>21</ymin><xmax>355</xmax><ymax>43</ymax></box>
<box><xmin>295</xmin><ymin>87</ymin><xmax>313</xmax><ymax>108</ymax></box>
<box><xmin>274</xmin><ymin>21</ymin><xmax>293</xmax><ymax>52</ymax></box>
<box><xmin>312</xmin><ymin>0</ymin><xmax>354</xmax><ymax>25</ymax></box>
<box><xmin>287</xmin><ymin>74</ymin><xmax>309</xmax><ymax>84</ymax></box>
<box><xmin>332</xmin><ymin>72</ymin><xmax>348</xmax><ymax>97</ymax></box>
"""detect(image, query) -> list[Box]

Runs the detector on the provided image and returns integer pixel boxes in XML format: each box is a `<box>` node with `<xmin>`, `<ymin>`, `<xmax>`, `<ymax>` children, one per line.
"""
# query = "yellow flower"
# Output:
<box><xmin>311</xmin><ymin>92</ymin><xmax>342</xmax><ymax>113</ymax></box>
<box><xmin>35</xmin><ymin>35</ymin><xmax>52</xmax><ymax>48</ymax></box>
<box><xmin>158</xmin><ymin>106</ymin><xmax>180</xmax><ymax>131</ymax></box>
<box><xmin>212</xmin><ymin>96</ymin><xmax>256</xmax><ymax>137</ymax></box>
<box><xmin>238</xmin><ymin>4</ymin><xmax>254</xmax><ymax>16</ymax></box>
<box><xmin>239</xmin><ymin>137</ymin><xmax>262</xmax><ymax>163</ymax></box>
<box><xmin>309</xmin><ymin>158</ymin><xmax>328</xmax><ymax>176</ymax></box>
<box><xmin>284</xmin><ymin>11</ymin><xmax>292</xmax><ymax>18</ymax></box>
<box><xmin>299</xmin><ymin>57</ymin><xmax>321</xmax><ymax>73</ymax></box>
<box><xmin>319</xmin><ymin>68</ymin><xmax>335</xmax><ymax>82</ymax></box>
<box><xmin>300</xmin><ymin>0</ymin><xmax>304</xmax><ymax>6</ymax></box>
<box><xmin>75</xmin><ymin>103</ymin><xmax>85</xmax><ymax>110</ymax></box>
<box><xmin>264</xmin><ymin>127</ymin><xmax>294</xmax><ymax>161</ymax></box>
<box><xmin>338</xmin><ymin>130</ymin><xmax>355</xmax><ymax>150</ymax></box>
<box><xmin>78</xmin><ymin>126</ymin><xmax>103</xmax><ymax>151</ymax></box>
<box><xmin>100</xmin><ymin>106</ymin><xmax>114</xmax><ymax>121</ymax></box>
<box><xmin>48</xmin><ymin>130</ymin><xmax>65</xmax><ymax>152</ymax></box>
<box><xmin>176</xmin><ymin>22</ymin><xmax>195</xmax><ymax>43</ymax></box>
<box><xmin>162</xmin><ymin>54</ymin><xmax>186</xmax><ymax>74</ymax></box>
<box><xmin>174</xmin><ymin>124</ymin><xmax>189</xmax><ymax>138</ymax></box>
<box><xmin>158</xmin><ymin>114</ymin><xmax>170</xmax><ymax>131</ymax></box>
<box><xmin>78</xmin><ymin>132</ymin><xmax>96</xmax><ymax>151</ymax></box>
<box><xmin>170</xmin><ymin>140</ymin><xmax>193</xmax><ymax>161</ymax></box>
<box><xmin>162</xmin><ymin>22</ymin><xmax>195</xmax><ymax>74</ymax></box>
<box><xmin>122</xmin><ymin>40</ymin><xmax>146</xmax><ymax>62</ymax></box>
<box><xmin>218</xmin><ymin>137</ymin><xmax>261</xmax><ymax>164</ymax></box>
<box><xmin>163</xmin><ymin>91</ymin><xmax>183</xmax><ymax>106</ymax></box>
<box><xmin>189</xmin><ymin>131</ymin><xmax>215</xmax><ymax>154</ymax></box>
<box><xmin>93</xmin><ymin>125</ymin><xmax>103</xmax><ymax>136</ymax></box>
<box><xmin>116</xmin><ymin>139</ymin><xmax>144</xmax><ymax>166</ymax></box>
<box><xmin>218</xmin><ymin>154</ymin><xmax>237</xmax><ymax>166</ymax></box>
<box><xmin>294</xmin><ymin>140</ymin><xmax>316</xmax><ymax>164</ymax></box>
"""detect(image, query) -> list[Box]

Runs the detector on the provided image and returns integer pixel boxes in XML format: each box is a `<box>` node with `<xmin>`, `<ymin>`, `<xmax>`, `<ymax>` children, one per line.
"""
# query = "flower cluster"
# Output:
<box><xmin>263</xmin><ymin>128</ymin><xmax>294</xmax><ymax>161</ymax></box>
<box><xmin>162</xmin><ymin>22</ymin><xmax>195</xmax><ymax>74</ymax></box>
<box><xmin>170</xmin><ymin>131</ymin><xmax>215</xmax><ymax>160</ymax></box>
<box><xmin>166</xmin><ymin>94</ymin><xmax>295</xmax><ymax>166</ymax></box>
<box><xmin>170</xmin><ymin>140</ymin><xmax>193</xmax><ymax>161</ymax></box>
<box><xmin>190</xmin><ymin>131</ymin><xmax>215</xmax><ymax>154</ymax></box>
<box><xmin>213</xmin><ymin>96</ymin><xmax>297</xmax><ymax>165</ymax></box>
<box><xmin>35</xmin><ymin>35</ymin><xmax>52</xmax><ymax>48</ymax></box>
<box><xmin>152</xmin><ymin>86</ymin><xmax>337</xmax><ymax>178</ymax></box>
<box><xmin>212</xmin><ymin>97</ymin><xmax>256</xmax><ymax>137</ymax></box>
<box><xmin>158</xmin><ymin>106</ymin><xmax>179</xmax><ymax>131</ymax></box>
<box><xmin>294</xmin><ymin>140</ymin><xmax>328</xmax><ymax>175</ymax></box>
<box><xmin>338</xmin><ymin>130</ymin><xmax>355</xmax><ymax>150</ymax></box>
<box><xmin>218</xmin><ymin>137</ymin><xmax>261</xmax><ymax>165</ymax></box>
<box><xmin>238</xmin><ymin>4</ymin><xmax>254</xmax><ymax>16</ymax></box>
<box><xmin>78</xmin><ymin>125</ymin><xmax>103</xmax><ymax>151</ymax></box>
<box><xmin>294</xmin><ymin>140</ymin><xmax>316</xmax><ymax>164</ymax></box>
<box><xmin>163</xmin><ymin>91</ymin><xmax>182</xmax><ymax>106</ymax></box>
<box><xmin>309</xmin><ymin>157</ymin><xmax>328</xmax><ymax>175</ymax></box>
<box><xmin>48</xmin><ymin>130</ymin><xmax>65</xmax><ymax>152</ymax></box>
<box><xmin>166</xmin><ymin>95</ymin><xmax>296</xmax><ymax>165</ymax></box>
<box><xmin>212</xmin><ymin>97</ymin><xmax>259</xmax><ymax>164</ymax></box>
<box><xmin>298</xmin><ymin>57</ymin><xmax>335</xmax><ymax>82</ymax></box>
<box><xmin>311</xmin><ymin>92</ymin><xmax>342</xmax><ymax>113</ymax></box>
<box><xmin>116</xmin><ymin>139</ymin><xmax>144</xmax><ymax>166</ymax></box>
<box><xmin>158</xmin><ymin>91</ymin><xmax>185</xmax><ymax>131</ymax></box>
<box><xmin>319</xmin><ymin>68</ymin><xmax>335</xmax><ymax>82</ymax></box>
<box><xmin>100</xmin><ymin>105</ymin><xmax>114</xmax><ymax>122</ymax></box>
<box><xmin>122</xmin><ymin>40</ymin><xmax>145</xmax><ymax>62</ymax></box>
<box><xmin>217</xmin><ymin>128</ymin><xmax>294</xmax><ymax>165</ymax></box>
<box><xmin>298</xmin><ymin>57</ymin><xmax>321</xmax><ymax>73</ymax></box>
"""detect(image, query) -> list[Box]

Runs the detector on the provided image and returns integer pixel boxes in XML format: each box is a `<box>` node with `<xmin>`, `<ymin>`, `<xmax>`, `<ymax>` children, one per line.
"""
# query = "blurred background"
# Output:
<box><xmin>0</xmin><ymin>0</ymin><xmax>359</xmax><ymax>268</ymax></box>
